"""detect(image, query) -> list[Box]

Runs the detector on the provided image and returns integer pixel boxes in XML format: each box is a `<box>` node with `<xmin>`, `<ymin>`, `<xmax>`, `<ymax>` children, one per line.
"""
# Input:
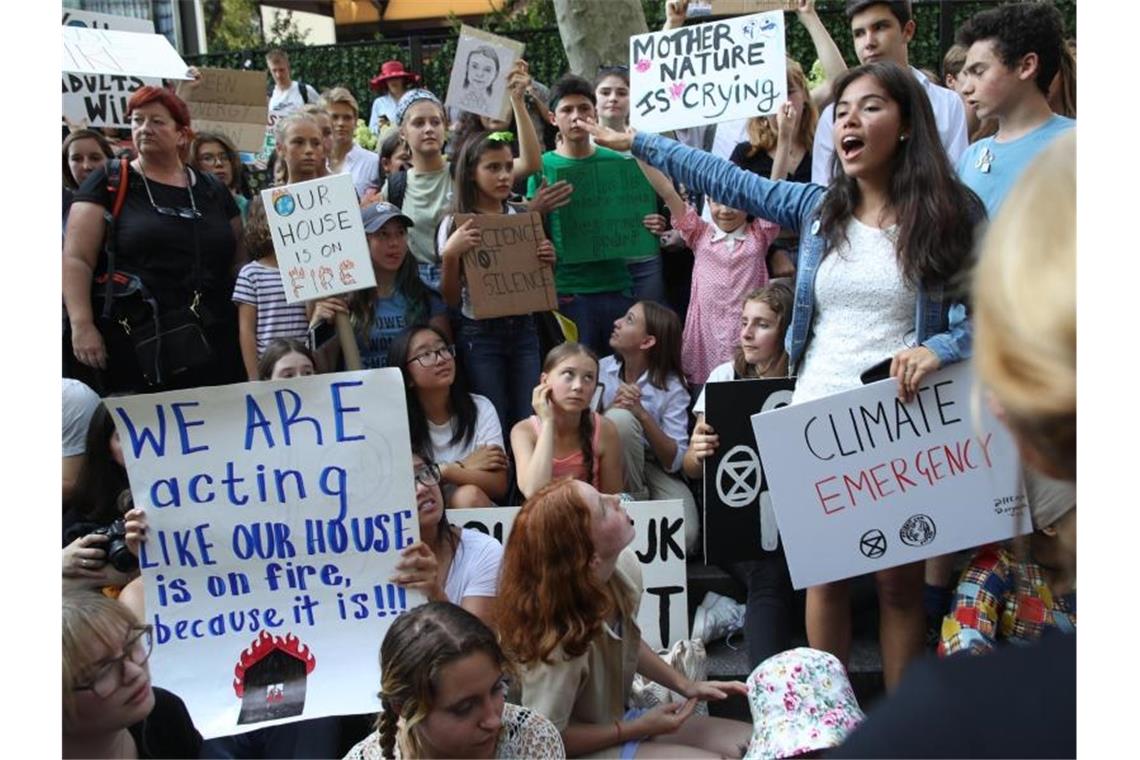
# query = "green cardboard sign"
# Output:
<box><xmin>551</xmin><ymin>160</ymin><xmax>659</xmax><ymax>263</ymax></box>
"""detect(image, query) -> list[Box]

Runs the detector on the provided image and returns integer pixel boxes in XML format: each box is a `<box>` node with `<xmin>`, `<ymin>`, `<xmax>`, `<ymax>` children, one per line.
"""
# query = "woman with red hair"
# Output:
<box><xmin>63</xmin><ymin>86</ymin><xmax>244</xmax><ymax>392</ymax></box>
<box><xmin>496</xmin><ymin>478</ymin><xmax>753</xmax><ymax>758</ymax></box>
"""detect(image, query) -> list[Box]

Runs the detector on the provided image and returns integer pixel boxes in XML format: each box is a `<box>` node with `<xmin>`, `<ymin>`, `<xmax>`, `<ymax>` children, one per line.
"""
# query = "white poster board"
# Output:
<box><xmin>444</xmin><ymin>25</ymin><xmax>525</xmax><ymax>122</ymax></box>
<box><xmin>260</xmin><ymin>174</ymin><xmax>378</xmax><ymax>304</ymax></box>
<box><xmin>630</xmin><ymin>11</ymin><xmax>787</xmax><ymax>133</ymax></box>
<box><xmin>62</xmin><ymin>25</ymin><xmax>191</xmax><ymax>81</ymax></box>
<box><xmin>752</xmin><ymin>362</ymin><xmax>1028</xmax><ymax>589</ymax></box>
<box><xmin>109</xmin><ymin>370</ymin><xmax>421</xmax><ymax>738</ymax></box>
<box><xmin>61</xmin><ymin>11</ymin><xmax>163</xmax><ymax>128</ymax></box>
<box><xmin>457</xmin><ymin>500</ymin><xmax>688</xmax><ymax>650</ymax></box>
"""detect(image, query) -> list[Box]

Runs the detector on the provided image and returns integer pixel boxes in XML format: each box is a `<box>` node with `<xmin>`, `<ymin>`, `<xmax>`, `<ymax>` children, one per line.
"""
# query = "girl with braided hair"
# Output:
<box><xmin>343</xmin><ymin>602</ymin><xmax>563</xmax><ymax>759</ymax></box>
<box><xmin>510</xmin><ymin>342</ymin><xmax>623</xmax><ymax>498</ymax></box>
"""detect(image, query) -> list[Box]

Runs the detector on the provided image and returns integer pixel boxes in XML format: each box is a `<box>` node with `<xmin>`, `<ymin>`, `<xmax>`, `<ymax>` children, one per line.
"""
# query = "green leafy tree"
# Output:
<box><xmin>203</xmin><ymin>0</ymin><xmax>262</xmax><ymax>52</ymax></box>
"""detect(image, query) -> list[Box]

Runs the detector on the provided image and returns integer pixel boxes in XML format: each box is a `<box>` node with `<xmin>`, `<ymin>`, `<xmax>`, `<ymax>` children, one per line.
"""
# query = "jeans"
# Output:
<box><xmin>628</xmin><ymin>254</ymin><xmax>666</xmax><ymax>304</ymax></box>
<box><xmin>558</xmin><ymin>291</ymin><xmax>634</xmax><ymax>357</ymax></box>
<box><xmin>733</xmin><ymin>540</ymin><xmax>795</xmax><ymax>669</ymax></box>
<box><xmin>456</xmin><ymin>314</ymin><xmax>541</xmax><ymax>435</ymax></box>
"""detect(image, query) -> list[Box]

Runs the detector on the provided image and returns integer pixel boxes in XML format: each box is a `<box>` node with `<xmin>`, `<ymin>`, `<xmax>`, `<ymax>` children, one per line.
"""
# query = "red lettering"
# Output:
<box><xmin>889</xmin><ymin>457</ymin><xmax>917</xmax><ymax>491</ymax></box>
<box><xmin>869</xmin><ymin>463</ymin><xmax>894</xmax><ymax>498</ymax></box>
<box><xmin>815</xmin><ymin>476</ymin><xmax>845</xmax><ymax>514</ymax></box>
<box><xmin>944</xmin><ymin>441</ymin><xmax>966</xmax><ymax>475</ymax></box>
<box><xmin>843</xmin><ymin>470</ymin><xmax>876</xmax><ymax>508</ymax></box>
<box><xmin>977</xmin><ymin>432</ymin><xmax>994</xmax><ymax>468</ymax></box>
<box><xmin>926</xmin><ymin>446</ymin><xmax>946</xmax><ymax>481</ymax></box>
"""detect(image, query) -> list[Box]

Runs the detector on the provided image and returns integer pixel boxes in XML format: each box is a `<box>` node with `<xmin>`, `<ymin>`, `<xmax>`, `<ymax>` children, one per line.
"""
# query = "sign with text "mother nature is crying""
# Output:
<box><xmin>109</xmin><ymin>370</ymin><xmax>423</xmax><ymax>738</ymax></box>
<box><xmin>752</xmin><ymin>363</ymin><xmax>1028</xmax><ymax>589</ymax></box>
<box><xmin>630</xmin><ymin>10</ymin><xmax>787</xmax><ymax>133</ymax></box>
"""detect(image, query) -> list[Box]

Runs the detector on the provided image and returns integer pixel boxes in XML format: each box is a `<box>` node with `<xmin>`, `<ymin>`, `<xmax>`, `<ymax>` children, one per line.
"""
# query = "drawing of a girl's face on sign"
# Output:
<box><xmin>464</xmin><ymin>46</ymin><xmax>500</xmax><ymax>96</ymax></box>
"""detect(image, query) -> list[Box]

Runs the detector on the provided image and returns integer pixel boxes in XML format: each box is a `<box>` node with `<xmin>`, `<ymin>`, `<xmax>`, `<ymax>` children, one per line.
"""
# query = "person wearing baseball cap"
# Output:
<box><xmin>369</xmin><ymin>60</ymin><xmax>421</xmax><ymax>135</ymax></box>
<box><xmin>308</xmin><ymin>202</ymin><xmax>449</xmax><ymax>369</ymax></box>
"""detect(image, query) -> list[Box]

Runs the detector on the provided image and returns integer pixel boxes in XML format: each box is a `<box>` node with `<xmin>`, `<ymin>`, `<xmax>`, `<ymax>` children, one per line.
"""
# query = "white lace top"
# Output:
<box><xmin>342</xmin><ymin>702</ymin><xmax>565</xmax><ymax>759</ymax></box>
<box><xmin>792</xmin><ymin>217</ymin><xmax>916</xmax><ymax>405</ymax></box>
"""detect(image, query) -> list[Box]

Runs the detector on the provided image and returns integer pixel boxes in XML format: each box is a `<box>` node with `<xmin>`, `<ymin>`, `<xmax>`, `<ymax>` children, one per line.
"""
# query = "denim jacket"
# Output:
<box><xmin>632</xmin><ymin>132</ymin><xmax>972</xmax><ymax>372</ymax></box>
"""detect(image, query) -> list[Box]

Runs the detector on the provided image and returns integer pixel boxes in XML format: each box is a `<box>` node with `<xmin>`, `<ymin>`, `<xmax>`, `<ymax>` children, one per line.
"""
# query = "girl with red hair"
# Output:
<box><xmin>496</xmin><ymin>478</ymin><xmax>753</xmax><ymax>758</ymax></box>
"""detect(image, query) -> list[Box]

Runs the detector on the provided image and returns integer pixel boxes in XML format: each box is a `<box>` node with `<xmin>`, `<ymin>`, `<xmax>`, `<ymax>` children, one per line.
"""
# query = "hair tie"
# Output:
<box><xmin>487</xmin><ymin>131</ymin><xmax>514</xmax><ymax>143</ymax></box>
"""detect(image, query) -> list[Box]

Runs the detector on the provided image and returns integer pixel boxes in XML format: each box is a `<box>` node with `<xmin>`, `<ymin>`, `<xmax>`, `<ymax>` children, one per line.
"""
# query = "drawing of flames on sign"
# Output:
<box><xmin>232</xmin><ymin>630</ymin><xmax>317</xmax><ymax>725</ymax></box>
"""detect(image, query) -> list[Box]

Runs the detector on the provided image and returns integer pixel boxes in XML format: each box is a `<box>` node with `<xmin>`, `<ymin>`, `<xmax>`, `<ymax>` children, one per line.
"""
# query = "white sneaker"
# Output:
<box><xmin>691</xmin><ymin>591</ymin><xmax>745</xmax><ymax>645</ymax></box>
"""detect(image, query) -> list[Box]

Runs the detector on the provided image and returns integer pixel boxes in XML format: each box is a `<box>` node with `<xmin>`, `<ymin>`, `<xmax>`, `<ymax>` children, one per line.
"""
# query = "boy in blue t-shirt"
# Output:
<box><xmin>955</xmin><ymin>2</ymin><xmax>1074</xmax><ymax>214</ymax></box>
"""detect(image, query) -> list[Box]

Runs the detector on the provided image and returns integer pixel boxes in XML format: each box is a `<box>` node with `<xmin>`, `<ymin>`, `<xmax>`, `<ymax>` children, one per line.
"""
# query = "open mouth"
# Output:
<box><xmin>839</xmin><ymin>135</ymin><xmax>865</xmax><ymax>160</ymax></box>
<box><xmin>417</xmin><ymin>495</ymin><xmax>438</xmax><ymax>512</ymax></box>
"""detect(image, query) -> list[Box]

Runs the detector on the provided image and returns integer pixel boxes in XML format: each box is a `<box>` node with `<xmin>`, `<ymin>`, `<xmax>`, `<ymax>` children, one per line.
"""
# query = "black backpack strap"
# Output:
<box><xmin>387</xmin><ymin>169</ymin><xmax>407</xmax><ymax>209</ymax></box>
<box><xmin>298</xmin><ymin>79</ymin><xmax>310</xmax><ymax>104</ymax></box>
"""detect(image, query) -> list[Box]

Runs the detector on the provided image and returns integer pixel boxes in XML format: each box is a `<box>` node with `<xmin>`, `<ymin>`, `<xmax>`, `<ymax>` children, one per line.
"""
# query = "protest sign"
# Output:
<box><xmin>177</xmin><ymin>68</ymin><xmax>270</xmax><ymax>153</ymax></box>
<box><xmin>445</xmin><ymin>25</ymin><xmax>525</xmax><ymax>122</ymax></box>
<box><xmin>452</xmin><ymin>212</ymin><xmax>556</xmax><ymax>318</ymax></box>
<box><xmin>687</xmin><ymin>0</ymin><xmax>798</xmax><ymax>17</ymax></box>
<box><xmin>261</xmin><ymin>173</ymin><xmax>378</xmax><ymax>304</ymax></box>
<box><xmin>458</xmin><ymin>500</ymin><xmax>688</xmax><ymax>650</ymax></box>
<box><xmin>703</xmin><ymin>377</ymin><xmax>795</xmax><ymax>562</ymax></box>
<box><xmin>752</xmin><ymin>363</ymin><xmax>1027</xmax><ymax>589</ymax></box>
<box><xmin>108</xmin><ymin>370</ymin><xmax>422</xmax><ymax>737</ymax></box>
<box><xmin>629</xmin><ymin>11</ymin><xmax>787</xmax><ymax>133</ymax></box>
<box><xmin>62</xmin><ymin>25</ymin><xmax>191</xmax><ymax>81</ymax></box>
<box><xmin>550</xmin><ymin>160</ymin><xmax>659</xmax><ymax>263</ymax></box>
<box><xmin>61</xmin><ymin>11</ymin><xmax>161</xmax><ymax>128</ymax></box>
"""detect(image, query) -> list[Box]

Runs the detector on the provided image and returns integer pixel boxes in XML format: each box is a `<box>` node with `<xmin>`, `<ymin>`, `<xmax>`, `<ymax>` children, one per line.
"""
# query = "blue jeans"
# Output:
<box><xmin>558</xmin><ymin>291</ymin><xmax>634</xmax><ymax>357</ymax></box>
<box><xmin>628</xmin><ymin>254</ymin><xmax>666</xmax><ymax>304</ymax></box>
<box><xmin>456</xmin><ymin>314</ymin><xmax>541</xmax><ymax>435</ymax></box>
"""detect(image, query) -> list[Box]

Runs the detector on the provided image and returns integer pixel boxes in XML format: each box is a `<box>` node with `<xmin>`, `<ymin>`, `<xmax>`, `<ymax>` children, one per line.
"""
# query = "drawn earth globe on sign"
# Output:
<box><xmin>271</xmin><ymin>188</ymin><xmax>296</xmax><ymax>217</ymax></box>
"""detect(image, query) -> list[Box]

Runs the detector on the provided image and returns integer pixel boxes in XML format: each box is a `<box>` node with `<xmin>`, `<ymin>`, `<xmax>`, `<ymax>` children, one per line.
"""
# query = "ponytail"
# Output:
<box><xmin>377</xmin><ymin>705</ymin><xmax>399</xmax><ymax>759</ymax></box>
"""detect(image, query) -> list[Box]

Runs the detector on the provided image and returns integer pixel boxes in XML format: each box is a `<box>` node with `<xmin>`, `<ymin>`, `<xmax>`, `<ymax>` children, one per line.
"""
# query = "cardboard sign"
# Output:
<box><xmin>457</xmin><ymin>500</ymin><xmax>688</xmax><ymax>650</ymax></box>
<box><xmin>177</xmin><ymin>68</ymin><xmax>270</xmax><ymax>153</ymax></box>
<box><xmin>550</xmin><ymin>160</ymin><xmax>659</xmax><ymax>263</ymax></box>
<box><xmin>109</xmin><ymin>370</ymin><xmax>422</xmax><ymax>737</ymax></box>
<box><xmin>445</xmin><ymin>25</ymin><xmax>526</xmax><ymax>122</ymax></box>
<box><xmin>260</xmin><ymin>174</ymin><xmax>378</xmax><ymax>304</ymax></box>
<box><xmin>703</xmin><ymin>377</ymin><xmax>795</xmax><ymax>562</ymax></box>
<box><xmin>452</xmin><ymin>212</ymin><xmax>556</xmax><ymax>318</ymax></box>
<box><xmin>630</xmin><ymin>11</ymin><xmax>788</xmax><ymax>133</ymax></box>
<box><xmin>61</xmin><ymin>11</ymin><xmax>161</xmax><ymax>128</ymax></box>
<box><xmin>62</xmin><ymin>25</ymin><xmax>191</xmax><ymax>81</ymax></box>
<box><xmin>751</xmin><ymin>363</ymin><xmax>1027</xmax><ymax>589</ymax></box>
<box><xmin>687</xmin><ymin>0</ymin><xmax>798</xmax><ymax>17</ymax></box>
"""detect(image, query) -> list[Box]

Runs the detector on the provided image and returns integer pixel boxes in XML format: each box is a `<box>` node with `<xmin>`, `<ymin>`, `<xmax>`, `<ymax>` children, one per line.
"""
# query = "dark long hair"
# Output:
<box><xmin>69</xmin><ymin>403</ymin><xmax>129</xmax><ymax>524</ymax></box>
<box><xmin>451</xmin><ymin>132</ymin><xmax>514</xmax><ymax>214</ymax></box>
<box><xmin>62</xmin><ymin>129</ymin><xmax>114</xmax><ymax>191</ymax></box>
<box><xmin>819</xmin><ymin>62</ymin><xmax>986</xmax><ymax>290</ymax></box>
<box><xmin>350</xmin><ymin>224</ymin><xmax>433</xmax><ymax>333</ymax></box>
<box><xmin>616</xmin><ymin>301</ymin><xmax>687</xmax><ymax>391</ymax></box>
<box><xmin>388</xmin><ymin>324</ymin><xmax>478</xmax><ymax>453</ymax></box>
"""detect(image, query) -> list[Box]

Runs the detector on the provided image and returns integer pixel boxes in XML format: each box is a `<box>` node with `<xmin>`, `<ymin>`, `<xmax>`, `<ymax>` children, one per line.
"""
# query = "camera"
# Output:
<box><xmin>90</xmin><ymin>519</ymin><xmax>138</xmax><ymax>573</ymax></box>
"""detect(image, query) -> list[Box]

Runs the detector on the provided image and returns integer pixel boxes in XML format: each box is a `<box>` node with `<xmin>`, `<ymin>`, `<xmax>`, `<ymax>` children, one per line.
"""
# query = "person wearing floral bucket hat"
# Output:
<box><xmin>743</xmin><ymin>648</ymin><xmax>865</xmax><ymax>760</ymax></box>
<box><xmin>369</xmin><ymin>60</ymin><xmax>422</xmax><ymax>134</ymax></box>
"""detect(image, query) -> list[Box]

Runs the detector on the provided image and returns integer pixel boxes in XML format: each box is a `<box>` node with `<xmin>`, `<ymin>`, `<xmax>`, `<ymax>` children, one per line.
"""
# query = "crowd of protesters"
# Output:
<box><xmin>61</xmin><ymin>0</ymin><xmax>1076</xmax><ymax>756</ymax></box>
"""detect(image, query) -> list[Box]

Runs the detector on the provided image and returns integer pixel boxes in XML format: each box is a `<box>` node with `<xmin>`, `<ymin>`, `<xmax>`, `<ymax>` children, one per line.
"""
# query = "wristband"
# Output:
<box><xmin>614</xmin><ymin>720</ymin><xmax>623</xmax><ymax>744</ymax></box>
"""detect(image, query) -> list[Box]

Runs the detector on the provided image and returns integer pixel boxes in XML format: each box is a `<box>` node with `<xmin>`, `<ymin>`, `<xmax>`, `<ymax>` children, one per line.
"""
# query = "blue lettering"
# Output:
<box><xmin>319</xmin><ymin>465</ymin><xmax>349</xmax><ymax>520</ymax></box>
<box><xmin>330</xmin><ymin>381</ymin><xmax>366</xmax><ymax>442</ymax></box>
<box><xmin>275</xmin><ymin>389</ymin><xmax>324</xmax><ymax>446</ymax></box>
<box><xmin>244</xmin><ymin>395</ymin><xmax>275</xmax><ymax>450</ymax></box>
<box><xmin>150</xmin><ymin>478</ymin><xmax>181</xmax><ymax>508</ymax></box>
<box><xmin>113</xmin><ymin>405</ymin><xmax>167</xmax><ymax>458</ymax></box>
<box><xmin>188</xmin><ymin>473</ymin><xmax>215</xmax><ymax>503</ymax></box>
<box><xmin>171</xmin><ymin>401</ymin><xmax>209</xmax><ymax>454</ymax></box>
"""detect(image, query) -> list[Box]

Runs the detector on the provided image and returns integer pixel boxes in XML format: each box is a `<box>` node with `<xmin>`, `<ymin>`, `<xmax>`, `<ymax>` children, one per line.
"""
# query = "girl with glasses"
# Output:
<box><xmin>63</xmin><ymin>591</ymin><xmax>201</xmax><ymax>759</ymax></box>
<box><xmin>190</xmin><ymin>131</ymin><xmax>250</xmax><ymax>221</ymax></box>
<box><xmin>344</xmin><ymin>601</ymin><xmax>563</xmax><ymax>759</ymax></box>
<box><xmin>390</xmin><ymin>452</ymin><xmax>504</xmax><ymax>630</ymax></box>
<box><xmin>63</xmin><ymin>86</ymin><xmax>245</xmax><ymax>393</ymax></box>
<box><xmin>388</xmin><ymin>325</ymin><xmax>508</xmax><ymax>507</ymax></box>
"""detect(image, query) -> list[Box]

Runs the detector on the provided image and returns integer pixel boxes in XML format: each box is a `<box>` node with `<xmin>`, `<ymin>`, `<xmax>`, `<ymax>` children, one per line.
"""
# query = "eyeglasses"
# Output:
<box><xmin>407</xmin><ymin>345</ymin><xmax>456</xmax><ymax>368</ymax></box>
<box><xmin>414</xmin><ymin>462</ymin><xmax>442</xmax><ymax>487</ymax></box>
<box><xmin>138</xmin><ymin>164</ymin><xmax>203</xmax><ymax>220</ymax></box>
<box><xmin>197</xmin><ymin>151</ymin><xmax>231</xmax><ymax>166</ymax></box>
<box><xmin>73</xmin><ymin>625</ymin><xmax>154</xmax><ymax>698</ymax></box>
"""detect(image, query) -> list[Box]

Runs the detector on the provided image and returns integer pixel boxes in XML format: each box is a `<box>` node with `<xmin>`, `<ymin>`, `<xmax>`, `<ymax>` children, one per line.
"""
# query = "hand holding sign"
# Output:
<box><xmin>442</xmin><ymin>218</ymin><xmax>483</xmax><ymax>260</ymax></box>
<box><xmin>890</xmin><ymin>346</ymin><xmax>942</xmax><ymax>402</ymax></box>
<box><xmin>527</xmin><ymin>178</ymin><xmax>575</xmax><ymax>215</ymax></box>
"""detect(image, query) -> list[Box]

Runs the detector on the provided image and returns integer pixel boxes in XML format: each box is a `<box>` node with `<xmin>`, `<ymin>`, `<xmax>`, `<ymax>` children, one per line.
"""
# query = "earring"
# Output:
<box><xmin>899</xmin><ymin>134</ymin><xmax>909</xmax><ymax>142</ymax></box>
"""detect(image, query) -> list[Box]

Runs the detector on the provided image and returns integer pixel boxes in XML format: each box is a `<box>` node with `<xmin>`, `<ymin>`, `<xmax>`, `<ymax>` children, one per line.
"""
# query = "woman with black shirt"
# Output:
<box><xmin>63</xmin><ymin>86</ymin><xmax>243</xmax><ymax>393</ymax></box>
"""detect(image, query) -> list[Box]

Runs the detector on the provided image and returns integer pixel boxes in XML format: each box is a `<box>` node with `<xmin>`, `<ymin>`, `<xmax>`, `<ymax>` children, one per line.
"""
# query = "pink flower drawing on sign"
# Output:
<box><xmin>669</xmin><ymin>81</ymin><xmax>685</xmax><ymax>100</ymax></box>
<box><xmin>635</xmin><ymin>58</ymin><xmax>651</xmax><ymax>73</ymax></box>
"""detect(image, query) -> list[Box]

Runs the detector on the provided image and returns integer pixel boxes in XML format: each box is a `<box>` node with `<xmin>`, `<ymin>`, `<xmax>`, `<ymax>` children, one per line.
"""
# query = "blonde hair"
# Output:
<box><xmin>274</xmin><ymin>111</ymin><xmax>324</xmax><ymax>185</ymax></box>
<box><xmin>62</xmin><ymin>591</ymin><xmax>141</xmax><ymax>726</ymax></box>
<box><xmin>320</xmin><ymin>86</ymin><xmax>360</xmax><ymax>119</ymax></box>
<box><xmin>744</xmin><ymin>58</ymin><xmax>818</xmax><ymax>157</ymax></box>
<box><xmin>972</xmin><ymin>130</ymin><xmax>1075</xmax><ymax>479</ymax></box>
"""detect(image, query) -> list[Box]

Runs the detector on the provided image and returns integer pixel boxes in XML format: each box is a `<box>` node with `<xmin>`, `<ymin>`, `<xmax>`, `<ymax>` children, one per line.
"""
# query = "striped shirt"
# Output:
<box><xmin>232</xmin><ymin>260</ymin><xmax>310</xmax><ymax>355</ymax></box>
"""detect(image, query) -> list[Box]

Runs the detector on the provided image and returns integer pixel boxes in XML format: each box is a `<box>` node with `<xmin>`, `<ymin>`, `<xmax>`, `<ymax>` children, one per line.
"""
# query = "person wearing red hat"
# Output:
<box><xmin>369</xmin><ymin>60</ymin><xmax>421</xmax><ymax>135</ymax></box>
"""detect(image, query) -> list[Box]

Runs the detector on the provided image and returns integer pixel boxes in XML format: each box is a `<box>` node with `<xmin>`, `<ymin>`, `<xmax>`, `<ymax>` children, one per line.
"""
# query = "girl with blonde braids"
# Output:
<box><xmin>343</xmin><ymin>602</ymin><xmax>563</xmax><ymax>759</ymax></box>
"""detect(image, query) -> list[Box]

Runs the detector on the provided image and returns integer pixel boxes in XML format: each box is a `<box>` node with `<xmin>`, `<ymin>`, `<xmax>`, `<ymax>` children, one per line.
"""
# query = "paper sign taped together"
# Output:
<box><xmin>60</xmin><ymin>11</ymin><xmax>160</xmax><ymax>128</ymax></box>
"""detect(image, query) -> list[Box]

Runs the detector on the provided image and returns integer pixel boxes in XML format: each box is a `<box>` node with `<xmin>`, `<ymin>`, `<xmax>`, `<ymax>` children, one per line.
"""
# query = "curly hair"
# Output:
<box><xmin>496</xmin><ymin>478</ymin><xmax>626</xmax><ymax>665</ymax></box>
<box><xmin>376</xmin><ymin>602</ymin><xmax>507</xmax><ymax>759</ymax></box>
<box><xmin>956</xmin><ymin>1</ymin><xmax>1065</xmax><ymax>95</ymax></box>
<box><xmin>819</xmin><ymin>62</ymin><xmax>986</xmax><ymax>290</ymax></box>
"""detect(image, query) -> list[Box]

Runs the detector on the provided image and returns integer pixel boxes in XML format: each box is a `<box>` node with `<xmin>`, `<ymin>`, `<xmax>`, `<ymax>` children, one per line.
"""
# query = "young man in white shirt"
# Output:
<box><xmin>322</xmin><ymin>87</ymin><xmax>381</xmax><ymax>198</ymax></box>
<box><xmin>811</xmin><ymin>0</ymin><xmax>968</xmax><ymax>185</ymax></box>
<box><xmin>264</xmin><ymin>48</ymin><xmax>320</xmax><ymax>156</ymax></box>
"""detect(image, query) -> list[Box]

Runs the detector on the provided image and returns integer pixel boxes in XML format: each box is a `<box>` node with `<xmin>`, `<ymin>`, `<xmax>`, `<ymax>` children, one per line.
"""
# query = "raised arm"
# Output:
<box><xmin>635</xmin><ymin>159</ymin><xmax>686</xmax><ymax>221</ymax></box>
<box><xmin>508</xmin><ymin>60</ymin><xmax>542</xmax><ymax>180</ymax></box>
<box><xmin>797</xmin><ymin>0</ymin><xmax>848</xmax><ymax>108</ymax></box>
<box><xmin>663</xmin><ymin>0</ymin><xmax>689</xmax><ymax>30</ymax></box>
<box><xmin>587</xmin><ymin>124</ymin><xmax>824</xmax><ymax>233</ymax></box>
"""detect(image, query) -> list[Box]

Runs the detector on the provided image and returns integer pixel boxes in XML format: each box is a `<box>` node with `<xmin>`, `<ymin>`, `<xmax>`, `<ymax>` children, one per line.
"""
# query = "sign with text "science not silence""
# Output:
<box><xmin>630</xmin><ymin>11</ymin><xmax>788</xmax><ymax>133</ymax></box>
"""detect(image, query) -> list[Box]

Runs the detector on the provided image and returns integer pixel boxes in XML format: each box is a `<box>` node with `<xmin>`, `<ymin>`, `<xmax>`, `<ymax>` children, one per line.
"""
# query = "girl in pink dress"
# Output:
<box><xmin>638</xmin><ymin>102</ymin><xmax>798</xmax><ymax>386</ymax></box>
